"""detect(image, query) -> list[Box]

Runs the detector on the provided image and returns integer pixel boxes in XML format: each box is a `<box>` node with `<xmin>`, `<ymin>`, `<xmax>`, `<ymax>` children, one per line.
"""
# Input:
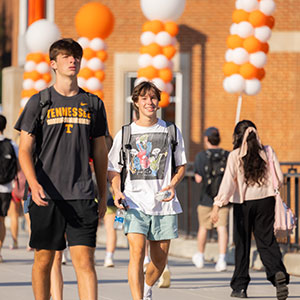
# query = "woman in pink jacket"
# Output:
<box><xmin>211</xmin><ymin>120</ymin><xmax>289</xmax><ymax>300</ymax></box>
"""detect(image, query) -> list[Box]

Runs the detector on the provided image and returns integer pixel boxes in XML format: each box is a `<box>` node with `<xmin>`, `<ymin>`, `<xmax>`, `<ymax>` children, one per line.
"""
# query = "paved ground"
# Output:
<box><xmin>1</xmin><ymin>228</ymin><xmax>300</xmax><ymax>300</ymax></box>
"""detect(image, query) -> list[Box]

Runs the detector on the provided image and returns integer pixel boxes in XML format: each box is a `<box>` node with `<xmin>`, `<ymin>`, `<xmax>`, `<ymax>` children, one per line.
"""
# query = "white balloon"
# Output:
<box><xmin>235</xmin><ymin>0</ymin><xmax>243</xmax><ymax>9</ymax></box>
<box><xmin>24</xmin><ymin>60</ymin><xmax>36</xmax><ymax>72</ymax></box>
<box><xmin>259</xmin><ymin>0</ymin><xmax>276</xmax><ymax>16</ymax></box>
<box><xmin>254</xmin><ymin>26</ymin><xmax>272</xmax><ymax>42</ymax></box>
<box><xmin>34</xmin><ymin>79</ymin><xmax>47</xmax><ymax>91</ymax></box>
<box><xmin>228</xmin><ymin>74</ymin><xmax>245</xmax><ymax>93</ymax></box>
<box><xmin>225</xmin><ymin>49</ymin><xmax>234</xmax><ymax>62</ymax></box>
<box><xmin>81</xmin><ymin>57</ymin><xmax>87</xmax><ymax>68</ymax></box>
<box><xmin>223</xmin><ymin>77</ymin><xmax>234</xmax><ymax>93</ymax></box>
<box><xmin>237</xmin><ymin>21</ymin><xmax>254</xmax><ymax>38</ymax></box>
<box><xmin>77</xmin><ymin>77</ymin><xmax>86</xmax><ymax>88</ymax></box>
<box><xmin>249</xmin><ymin>51</ymin><xmax>267</xmax><ymax>68</ymax></box>
<box><xmin>36</xmin><ymin>62</ymin><xmax>50</xmax><ymax>74</ymax></box>
<box><xmin>87</xmin><ymin>57</ymin><xmax>104</xmax><ymax>71</ymax></box>
<box><xmin>232</xmin><ymin>48</ymin><xmax>249</xmax><ymax>65</ymax></box>
<box><xmin>151</xmin><ymin>78</ymin><xmax>166</xmax><ymax>91</ymax></box>
<box><xmin>140</xmin><ymin>31</ymin><xmax>156</xmax><ymax>46</ymax></box>
<box><xmin>25</xmin><ymin>19</ymin><xmax>61</xmax><ymax>53</ymax></box>
<box><xmin>86</xmin><ymin>77</ymin><xmax>103</xmax><ymax>91</ymax></box>
<box><xmin>155</xmin><ymin>31</ymin><xmax>172</xmax><ymax>46</ymax></box>
<box><xmin>244</xmin><ymin>79</ymin><xmax>261</xmax><ymax>95</ymax></box>
<box><xmin>230</xmin><ymin>23</ymin><xmax>239</xmax><ymax>35</ymax></box>
<box><xmin>140</xmin><ymin>0</ymin><xmax>186</xmax><ymax>21</ymax></box>
<box><xmin>77</xmin><ymin>37</ymin><xmax>90</xmax><ymax>49</ymax></box>
<box><xmin>240</xmin><ymin>0</ymin><xmax>259</xmax><ymax>12</ymax></box>
<box><xmin>138</xmin><ymin>54</ymin><xmax>153</xmax><ymax>68</ymax></box>
<box><xmin>165</xmin><ymin>82</ymin><xmax>173</xmax><ymax>94</ymax></box>
<box><xmin>90</xmin><ymin>38</ymin><xmax>106</xmax><ymax>51</ymax></box>
<box><xmin>21</xmin><ymin>97</ymin><xmax>30</xmax><ymax>108</ymax></box>
<box><xmin>22</xmin><ymin>79</ymin><xmax>35</xmax><ymax>90</ymax></box>
<box><xmin>152</xmin><ymin>55</ymin><xmax>169</xmax><ymax>69</ymax></box>
<box><xmin>134</xmin><ymin>77</ymin><xmax>148</xmax><ymax>87</ymax></box>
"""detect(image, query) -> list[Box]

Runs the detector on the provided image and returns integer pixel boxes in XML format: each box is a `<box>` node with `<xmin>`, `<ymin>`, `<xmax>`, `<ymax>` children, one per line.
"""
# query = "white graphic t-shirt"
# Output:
<box><xmin>108</xmin><ymin>119</ymin><xmax>187</xmax><ymax>215</ymax></box>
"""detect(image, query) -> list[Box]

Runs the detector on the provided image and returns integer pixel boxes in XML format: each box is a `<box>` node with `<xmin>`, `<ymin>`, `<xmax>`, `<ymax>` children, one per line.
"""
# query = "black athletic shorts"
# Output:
<box><xmin>0</xmin><ymin>193</ymin><xmax>12</xmax><ymax>217</ymax></box>
<box><xmin>28</xmin><ymin>199</ymin><xmax>99</xmax><ymax>250</ymax></box>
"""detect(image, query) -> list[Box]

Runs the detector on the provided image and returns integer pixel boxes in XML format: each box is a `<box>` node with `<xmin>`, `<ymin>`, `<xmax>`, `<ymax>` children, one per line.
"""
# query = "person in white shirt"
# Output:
<box><xmin>108</xmin><ymin>81</ymin><xmax>186</xmax><ymax>300</ymax></box>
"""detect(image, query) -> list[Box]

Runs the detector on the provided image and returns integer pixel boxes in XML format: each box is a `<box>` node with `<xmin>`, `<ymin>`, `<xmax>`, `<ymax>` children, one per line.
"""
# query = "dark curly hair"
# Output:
<box><xmin>233</xmin><ymin>120</ymin><xmax>267</xmax><ymax>186</ymax></box>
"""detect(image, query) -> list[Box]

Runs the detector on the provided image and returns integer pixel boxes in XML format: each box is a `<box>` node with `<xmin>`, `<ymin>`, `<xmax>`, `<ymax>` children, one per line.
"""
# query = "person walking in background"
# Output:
<box><xmin>108</xmin><ymin>81</ymin><xmax>186</xmax><ymax>300</ymax></box>
<box><xmin>193</xmin><ymin>127</ymin><xmax>229</xmax><ymax>272</ymax></box>
<box><xmin>0</xmin><ymin>114</ymin><xmax>18</xmax><ymax>262</ymax></box>
<box><xmin>14</xmin><ymin>38</ymin><xmax>108</xmax><ymax>300</ymax></box>
<box><xmin>211</xmin><ymin>120</ymin><xmax>289</xmax><ymax>300</ymax></box>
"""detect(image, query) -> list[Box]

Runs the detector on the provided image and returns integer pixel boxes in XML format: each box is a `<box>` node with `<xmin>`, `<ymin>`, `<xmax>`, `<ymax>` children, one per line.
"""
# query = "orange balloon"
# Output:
<box><xmin>75</xmin><ymin>2</ymin><xmax>114</xmax><ymax>39</ymax></box>
<box><xmin>149</xmin><ymin>20</ymin><xmax>164</xmax><ymax>34</ymax></box>
<box><xmin>159</xmin><ymin>92</ymin><xmax>170</xmax><ymax>108</ymax></box>
<box><xmin>256</xmin><ymin>68</ymin><xmax>265</xmax><ymax>80</ymax></box>
<box><xmin>140</xmin><ymin>46</ymin><xmax>148</xmax><ymax>54</ymax></box>
<box><xmin>243</xmin><ymin>36</ymin><xmax>261</xmax><ymax>53</ymax></box>
<box><xmin>83</xmin><ymin>48</ymin><xmax>96</xmax><ymax>60</ymax></box>
<box><xmin>162</xmin><ymin>45</ymin><xmax>176</xmax><ymax>59</ymax></box>
<box><xmin>96</xmin><ymin>50</ymin><xmax>108</xmax><ymax>62</ymax></box>
<box><xmin>21</xmin><ymin>88</ymin><xmax>38</xmax><ymax>98</ymax></box>
<box><xmin>27</xmin><ymin>52</ymin><xmax>45</xmax><ymax>63</ymax></box>
<box><xmin>223</xmin><ymin>62</ymin><xmax>240</xmax><ymax>76</ymax></box>
<box><xmin>42</xmin><ymin>73</ymin><xmax>52</xmax><ymax>83</ymax></box>
<box><xmin>94</xmin><ymin>70</ymin><xmax>105</xmax><ymax>82</ymax></box>
<box><xmin>142</xmin><ymin>21</ymin><xmax>152</xmax><ymax>32</ymax></box>
<box><xmin>159</xmin><ymin>68</ymin><xmax>173</xmax><ymax>83</ymax></box>
<box><xmin>164</xmin><ymin>21</ymin><xmax>178</xmax><ymax>37</ymax></box>
<box><xmin>25</xmin><ymin>70</ymin><xmax>42</xmax><ymax>81</ymax></box>
<box><xmin>266</xmin><ymin>16</ymin><xmax>275</xmax><ymax>29</ymax></box>
<box><xmin>227</xmin><ymin>35</ymin><xmax>244</xmax><ymax>49</ymax></box>
<box><xmin>78</xmin><ymin>67</ymin><xmax>94</xmax><ymax>79</ymax></box>
<box><xmin>138</xmin><ymin>66</ymin><xmax>158</xmax><ymax>80</ymax></box>
<box><xmin>232</xmin><ymin>9</ymin><xmax>249</xmax><ymax>23</ymax></box>
<box><xmin>146</xmin><ymin>43</ymin><xmax>162</xmax><ymax>57</ymax></box>
<box><xmin>260</xmin><ymin>42</ymin><xmax>269</xmax><ymax>53</ymax></box>
<box><xmin>45</xmin><ymin>55</ymin><xmax>50</xmax><ymax>64</ymax></box>
<box><xmin>240</xmin><ymin>63</ymin><xmax>258</xmax><ymax>79</ymax></box>
<box><xmin>93</xmin><ymin>90</ymin><xmax>104</xmax><ymax>99</ymax></box>
<box><xmin>248</xmin><ymin>10</ymin><xmax>268</xmax><ymax>27</ymax></box>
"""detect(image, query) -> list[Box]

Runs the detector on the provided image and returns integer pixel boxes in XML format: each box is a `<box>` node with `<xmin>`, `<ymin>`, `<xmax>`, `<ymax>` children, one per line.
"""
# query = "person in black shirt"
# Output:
<box><xmin>15</xmin><ymin>38</ymin><xmax>108</xmax><ymax>300</ymax></box>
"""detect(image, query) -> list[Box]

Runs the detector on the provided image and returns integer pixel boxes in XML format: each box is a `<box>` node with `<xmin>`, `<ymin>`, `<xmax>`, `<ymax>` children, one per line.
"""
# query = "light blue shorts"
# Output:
<box><xmin>124</xmin><ymin>209</ymin><xmax>178</xmax><ymax>241</ymax></box>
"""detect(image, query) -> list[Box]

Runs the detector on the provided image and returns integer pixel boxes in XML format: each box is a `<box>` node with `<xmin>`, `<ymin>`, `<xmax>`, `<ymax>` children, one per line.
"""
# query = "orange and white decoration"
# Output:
<box><xmin>137</xmin><ymin>0</ymin><xmax>186</xmax><ymax>108</ymax></box>
<box><xmin>21</xmin><ymin>19</ymin><xmax>61</xmax><ymax>108</ymax></box>
<box><xmin>75</xmin><ymin>2</ymin><xmax>114</xmax><ymax>100</ymax></box>
<box><xmin>223</xmin><ymin>0</ymin><xmax>276</xmax><ymax>96</ymax></box>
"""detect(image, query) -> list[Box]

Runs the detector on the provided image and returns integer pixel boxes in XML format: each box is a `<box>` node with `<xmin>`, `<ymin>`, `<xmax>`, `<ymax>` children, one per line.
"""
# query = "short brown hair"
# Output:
<box><xmin>49</xmin><ymin>38</ymin><xmax>83</xmax><ymax>61</ymax></box>
<box><xmin>131</xmin><ymin>81</ymin><xmax>161</xmax><ymax>118</ymax></box>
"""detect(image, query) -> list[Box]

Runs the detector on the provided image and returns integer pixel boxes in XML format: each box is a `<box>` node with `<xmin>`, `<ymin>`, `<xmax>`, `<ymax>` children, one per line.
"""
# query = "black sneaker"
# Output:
<box><xmin>231</xmin><ymin>289</ymin><xmax>248</xmax><ymax>298</ymax></box>
<box><xmin>275</xmin><ymin>271</ymin><xmax>288</xmax><ymax>300</ymax></box>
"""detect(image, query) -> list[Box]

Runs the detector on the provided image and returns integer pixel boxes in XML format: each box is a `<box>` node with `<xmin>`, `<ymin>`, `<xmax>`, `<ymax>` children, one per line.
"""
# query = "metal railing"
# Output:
<box><xmin>176</xmin><ymin>162</ymin><xmax>300</xmax><ymax>250</ymax></box>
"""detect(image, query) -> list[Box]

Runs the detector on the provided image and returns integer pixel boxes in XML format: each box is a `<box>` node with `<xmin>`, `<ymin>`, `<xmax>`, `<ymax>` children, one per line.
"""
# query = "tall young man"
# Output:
<box><xmin>15</xmin><ymin>38</ymin><xmax>108</xmax><ymax>300</ymax></box>
<box><xmin>193</xmin><ymin>127</ymin><xmax>229</xmax><ymax>271</ymax></box>
<box><xmin>108</xmin><ymin>81</ymin><xmax>186</xmax><ymax>300</ymax></box>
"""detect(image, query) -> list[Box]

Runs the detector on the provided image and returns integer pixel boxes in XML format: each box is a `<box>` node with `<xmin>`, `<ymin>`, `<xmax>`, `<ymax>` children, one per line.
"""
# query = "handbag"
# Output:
<box><xmin>266</xmin><ymin>146</ymin><xmax>296</xmax><ymax>238</ymax></box>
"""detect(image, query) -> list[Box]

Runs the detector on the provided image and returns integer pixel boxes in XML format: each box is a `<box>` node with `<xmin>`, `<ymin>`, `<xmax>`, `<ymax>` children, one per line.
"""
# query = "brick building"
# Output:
<box><xmin>3</xmin><ymin>0</ymin><xmax>300</xmax><ymax>163</ymax></box>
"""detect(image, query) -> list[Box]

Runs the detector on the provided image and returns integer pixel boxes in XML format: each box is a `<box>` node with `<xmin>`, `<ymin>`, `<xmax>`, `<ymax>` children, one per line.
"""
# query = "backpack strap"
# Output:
<box><xmin>165</xmin><ymin>121</ymin><xmax>178</xmax><ymax>175</ymax></box>
<box><xmin>87</xmin><ymin>92</ymin><xmax>98</xmax><ymax>138</ymax></box>
<box><xmin>119</xmin><ymin>124</ymin><xmax>131</xmax><ymax>192</ymax></box>
<box><xmin>39</xmin><ymin>88</ymin><xmax>52</xmax><ymax>124</ymax></box>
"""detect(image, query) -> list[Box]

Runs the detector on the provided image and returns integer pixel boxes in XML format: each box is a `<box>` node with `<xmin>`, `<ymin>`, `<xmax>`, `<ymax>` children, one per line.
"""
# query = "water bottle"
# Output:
<box><xmin>114</xmin><ymin>208</ymin><xmax>125</xmax><ymax>230</ymax></box>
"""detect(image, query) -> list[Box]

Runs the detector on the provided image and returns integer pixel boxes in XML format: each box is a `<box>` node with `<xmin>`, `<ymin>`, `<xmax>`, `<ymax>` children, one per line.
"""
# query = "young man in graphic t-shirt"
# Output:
<box><xmin>15</xmin><ymin>38</ymin><xmax>108</xmax><ymax>300</ymax></box>
<box><xmin>108</xmin><ymin>81</ymin><xmax>186</xmax><ymax>300</ymax></box>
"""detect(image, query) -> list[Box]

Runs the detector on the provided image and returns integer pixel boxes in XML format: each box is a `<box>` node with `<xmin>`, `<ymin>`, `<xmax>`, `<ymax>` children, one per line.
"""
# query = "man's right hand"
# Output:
<box><xmin>30</xmin><ymin>182</ymin><xmax>48</xmax><ymax>206</ymax></box>
<box><xmin>113</xmin><ymin>190</ymin><xmax>126</xmax><ymax>209</ymax></box>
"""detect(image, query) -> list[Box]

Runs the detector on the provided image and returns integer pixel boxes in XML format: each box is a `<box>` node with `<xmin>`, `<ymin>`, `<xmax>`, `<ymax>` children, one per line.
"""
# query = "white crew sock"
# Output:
<box><xmin>143</xmin><ymin>282</ymin><xmax>152</xmax><ymax>298</ymax></box>
<box><xmin>105</xmin><ymin>252</ymin><xmax>113</xmax><ymax>259</ymax></box>
<box><xmin>218</xmin><ymin>254</ymin><xmax>226</xmax><ymax>261</ymax></box>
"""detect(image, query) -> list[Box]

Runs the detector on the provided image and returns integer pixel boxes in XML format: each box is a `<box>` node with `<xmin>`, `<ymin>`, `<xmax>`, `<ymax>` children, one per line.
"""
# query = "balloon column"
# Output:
<box><xmin>21</xmin><ymin>19</ymin><xmax>61</xmax><ymax>108</ymax></box>
<box><xmin>75</xmin><ymin>2</ymin><xmax>114</xmax><ymax>99</ymax></box>
<box><xmin>138</xmin><ymin>0</ymin><xmax>186</xmax><ymax>107</ymax></box>
<box><xmin>223</xmin><ymin>0</ymin><xmax>276</xmax><ymax>96</ymax></box>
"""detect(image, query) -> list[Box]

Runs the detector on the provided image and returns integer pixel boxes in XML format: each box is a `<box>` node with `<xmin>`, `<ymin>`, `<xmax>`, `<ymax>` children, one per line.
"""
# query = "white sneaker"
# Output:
<box><xmin>192</xmin><ymin>253</ymin><xmax>204</xmax><ymax>268</ymax></box>
<box><xmin>215</xmin><ymin>259</ymin><xmax>227</xmax><ymax>272</ymax></box>
<box><xmin>158</xmin><ymin>267</ymin><xmax>171</xmax><ymax>288</ymax></box>
<box><xmin>104</xmin><ymin>257</ymin><xmax>114</xmax><ymax>267</ymax></box>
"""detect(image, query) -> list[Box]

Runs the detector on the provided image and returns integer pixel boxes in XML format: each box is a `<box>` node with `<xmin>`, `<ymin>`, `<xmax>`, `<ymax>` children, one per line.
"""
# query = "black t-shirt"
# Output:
<box><xmin>15</xmin><ymin>87</ymin><xmax>108</xmax><ymax>200</ymax></box>
<box><xmin>194</xmin><ymin>148</ymin><xmax>228</xmax><ymax>207</ymax></box>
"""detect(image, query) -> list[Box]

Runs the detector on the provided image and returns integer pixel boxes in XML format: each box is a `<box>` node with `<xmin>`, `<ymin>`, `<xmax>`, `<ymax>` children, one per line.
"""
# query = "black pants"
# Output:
<box><xmin>231</xmin><ymin>196</ymin><xmax>289</xmax><ymax>291</ymax></box>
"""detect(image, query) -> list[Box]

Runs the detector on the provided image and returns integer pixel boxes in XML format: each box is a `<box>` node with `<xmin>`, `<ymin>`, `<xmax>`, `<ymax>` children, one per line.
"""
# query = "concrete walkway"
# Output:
<box><xmin>0</xmin><ymin>226</ymin><xmax>300</xmax><ymax>300</ymax></box>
